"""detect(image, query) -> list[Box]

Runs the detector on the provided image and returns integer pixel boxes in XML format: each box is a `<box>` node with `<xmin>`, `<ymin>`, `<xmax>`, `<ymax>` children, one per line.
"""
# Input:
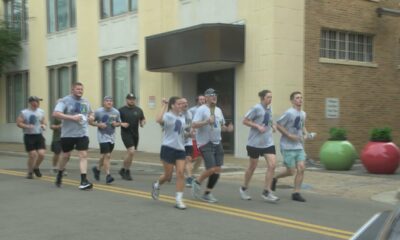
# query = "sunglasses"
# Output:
<box><xmin>206</xmin><ymin>93</ymin><xmax>217</xmax><ymax>97</ymax></box>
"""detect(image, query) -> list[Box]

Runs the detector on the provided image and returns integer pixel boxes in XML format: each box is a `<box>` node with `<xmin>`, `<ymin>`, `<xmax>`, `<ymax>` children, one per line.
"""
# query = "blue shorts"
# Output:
<box><xmin>160</xmin><ymin>146</ymin><xmax>186</xmax><ymax>164</ymax></box>
<box><xmin>281</xmin><ymin>149</ymin><xmax>306</xmax><ymax>168</ymax></box>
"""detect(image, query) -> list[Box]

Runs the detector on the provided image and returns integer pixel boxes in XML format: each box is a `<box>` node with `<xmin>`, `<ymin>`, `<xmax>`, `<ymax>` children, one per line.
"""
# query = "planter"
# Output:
<box><xmin>361</xmin><ymin>142</ymin><xmax>400</xmax><ymax>174</ymax></box>
<box><xmin>319</xmin><ymin>140</ymin><xmax>358</xmax><ymax>170</ymax></box>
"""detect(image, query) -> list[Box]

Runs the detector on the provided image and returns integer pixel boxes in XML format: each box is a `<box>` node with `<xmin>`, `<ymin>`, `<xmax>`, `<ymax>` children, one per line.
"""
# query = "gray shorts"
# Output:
<box><xmin>198</xmin><ymin>142</ymin><xmax>224</xmax><ymax>169</ymax></box>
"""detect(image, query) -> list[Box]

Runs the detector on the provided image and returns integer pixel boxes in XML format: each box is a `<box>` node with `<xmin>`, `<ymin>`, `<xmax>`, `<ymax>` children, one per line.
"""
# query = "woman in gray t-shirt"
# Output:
<box><xmin>151</xmin><ymin>97</ymin><xmax>187</xmax><ymax>210</ymax></box>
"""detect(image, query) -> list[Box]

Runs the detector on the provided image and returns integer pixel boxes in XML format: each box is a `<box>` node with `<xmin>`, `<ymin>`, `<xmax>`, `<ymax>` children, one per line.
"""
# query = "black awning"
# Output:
<box><xmin>146</xmin><ymin>23</ymin><xmax>245</xmax><ymax>72</ymax></box>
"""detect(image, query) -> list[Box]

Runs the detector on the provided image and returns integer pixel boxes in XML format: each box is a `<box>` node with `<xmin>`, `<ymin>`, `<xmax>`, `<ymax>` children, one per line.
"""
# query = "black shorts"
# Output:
<box><xmin>24</xmin><ymin>134</ymin><xmax>46</xmax><ymax>152</ymax></box>
<box><xmin>185</xmin><ymin>146</ymin><xmax>193</xmax><ymax>157</ymax></box>
<box><xmin>61</xmin><ymin>136</ymin><xmax>89</xmax><ymax>152</ymax></box>
<box><xmin>51</xmin><ymin>140</ymin><xmax>62</xmax><ymax>154</ymax></box>
<box><xmin>121</xmin><ymin>132</ymin><xmax>139</xmax><ymax>149</ymax></box>
<box><xmin>100</xmin><ymin>142</ymin><xmax>115</xmax><ymax>154</ymax></box>
<box><xmin>246</xmin><ymin>145</ymin><xmax>276</xmax><ymax>159</ymax></box>
<box><xmin>160</xmin><ymin>146</ymin><xmax>186</xmax><ymax>164</ymax></box>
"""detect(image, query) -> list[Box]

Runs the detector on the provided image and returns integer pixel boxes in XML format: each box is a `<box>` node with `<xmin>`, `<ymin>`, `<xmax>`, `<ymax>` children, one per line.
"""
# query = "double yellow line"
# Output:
<box><xmin>0</xmin><ymin>168</ymin><xmax>353</xmax><ymax>239</ymax></box>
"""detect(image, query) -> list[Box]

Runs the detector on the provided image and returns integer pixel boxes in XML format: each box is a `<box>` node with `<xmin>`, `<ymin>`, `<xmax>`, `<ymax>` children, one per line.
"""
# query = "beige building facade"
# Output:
<box><xmin>0</xmin><ymin>0</ymin><xmax>399</xmax><ymax>160</ymax></box>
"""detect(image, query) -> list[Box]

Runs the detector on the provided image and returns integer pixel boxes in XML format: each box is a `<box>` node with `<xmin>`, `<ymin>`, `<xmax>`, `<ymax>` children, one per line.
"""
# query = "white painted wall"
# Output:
<box><xmin>47</xmin><ymin>30</ymin><xmax>78</xmax><ymax>66</ymax></box>
<box><xmin>179</xmin><ymin>0</ymin><xmax>238</xmax><ymax>27</ymax></box>
<box><xmin>98</xmin><ymin>13</ymin><xmax>139</xmax><ymax>57</ymax></box>
<box><xmin>7</xmin><ymin>42</ymin><xmax>29</xmax><ymax>71</ymax></box>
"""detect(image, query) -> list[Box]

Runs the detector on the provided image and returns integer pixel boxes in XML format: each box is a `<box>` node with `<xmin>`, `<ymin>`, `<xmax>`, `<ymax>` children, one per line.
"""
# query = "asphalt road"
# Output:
<box><xmin>0</xmin><ymin>154</ymin><xmax>395</xmax><ymax>240</ymax></box>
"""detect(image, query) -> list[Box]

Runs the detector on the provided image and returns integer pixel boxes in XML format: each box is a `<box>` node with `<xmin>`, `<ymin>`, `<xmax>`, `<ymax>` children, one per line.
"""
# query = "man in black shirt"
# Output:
<box><xmin>119</xmin><ymin>93</ymin><xmax>146</xmax><ymax>180</ymax></box>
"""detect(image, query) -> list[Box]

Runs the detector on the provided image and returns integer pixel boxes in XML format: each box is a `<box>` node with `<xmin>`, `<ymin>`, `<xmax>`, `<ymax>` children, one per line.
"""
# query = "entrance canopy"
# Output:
<box><xmin>146</xmin><ymin>23</ymin><xmax>245</xmax><ymax>73</ymax></box>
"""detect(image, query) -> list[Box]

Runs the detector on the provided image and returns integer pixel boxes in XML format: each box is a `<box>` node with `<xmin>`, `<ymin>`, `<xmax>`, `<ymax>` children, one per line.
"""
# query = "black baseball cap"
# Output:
<box><xmin>204</xmin><ymin>88</ymin><xmax>217</xmax><ymax>96</ymax></box>
<box><xmin>126</xmin><ymin>93</ymin><xmax>136</xmax><ymax>99</ymax></box>
<box><xmin>28</xmin><ymin>96</ymin><xmax>43</xmax><ymax>102</ymax></box>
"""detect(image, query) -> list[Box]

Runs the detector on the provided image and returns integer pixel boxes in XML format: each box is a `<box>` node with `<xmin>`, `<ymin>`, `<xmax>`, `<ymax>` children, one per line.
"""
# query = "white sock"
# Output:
<box><xmin>154</xmin><ymin>181</ymin><xmax>160</xmax><ymax>188</ymax></box>
<box><xmin>176</xmin><ymin>192</ymin><xmax>183</xmax><ymax>202</ymax></box>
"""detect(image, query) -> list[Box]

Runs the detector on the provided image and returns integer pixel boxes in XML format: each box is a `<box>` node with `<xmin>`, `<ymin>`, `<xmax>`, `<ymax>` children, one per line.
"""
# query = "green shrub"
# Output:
<box><xmin>329</xmin><ymin>127</ymin><xmax>347</xmax><ymax>141</ymax></box>
<box><xmin>370</xmin><ymin>127</ymin><xmax>392</xmax><ymax>142</ymax></box>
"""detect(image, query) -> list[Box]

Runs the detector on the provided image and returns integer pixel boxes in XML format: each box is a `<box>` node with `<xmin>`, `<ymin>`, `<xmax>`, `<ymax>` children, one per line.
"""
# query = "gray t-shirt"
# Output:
<box><xmin>182</xmin><ymin>110</ymin><xmax>193</xmax><ymax>146</ymax></box>
<box><xmin>188</xmin><ymin>105</ymin><xmax>200</xmax><ymax>119</ymax></box>
<box><xmin>94</xmin><ymin>107</ymin><xmax>121</xmax><ymax>143</ymax></box>
<box><xmin>244</xmin><ymin>103</ymin><xmax>274</xmax><ymax>148</ymax></box>
<box><xmin>161</xmin><ymin>112</ymin><xmax>185</xmax><ymax>151</ymax></box>
<box><xmin>276</xmin><ymin>107</ymin><xmax>306</xmax><ymax>150</ymax></box>
<box><xmin>193</xmin><ymin>105</ymin><xmax>225</xmax><ymax>146</ymax></box>
<box><xmin>54</xmin><ymin>95</ymin><xmax>92</xmax><ymax>138</ymax></box>
<box><xmin>20</xmin><ymin>108</ymin><xmax>45</xmax><ymax>135</ymax></box>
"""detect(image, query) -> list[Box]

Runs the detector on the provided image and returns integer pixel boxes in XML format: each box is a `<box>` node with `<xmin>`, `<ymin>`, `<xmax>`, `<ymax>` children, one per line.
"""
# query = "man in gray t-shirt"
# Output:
<box><xmin>53</xmin><ymin>82</ymin><xmax>94</xmax><ymax>190</ymax></box>
<box><xmin>90</xmin><ymin>96</ymin><xmax>121</xmax><ymax>184</ymax></box>
<box><xmin>272</xmin><ymin>91</ymin><xmax>311</xmax><ymax>202</ymax></box>
<box><xmin>16</xmin><ymin>96</ymin><xmax>47</xmax><ymax>179</ymax></box>
<box><xmin>191</xmin><ymin>88</ymin><xmax>233</xmax><ymax>203</ymax></box>
<box><xmin>240</xmin><ymin>90</ymin><xmax>279</xmax><ymax>203</ymax></box>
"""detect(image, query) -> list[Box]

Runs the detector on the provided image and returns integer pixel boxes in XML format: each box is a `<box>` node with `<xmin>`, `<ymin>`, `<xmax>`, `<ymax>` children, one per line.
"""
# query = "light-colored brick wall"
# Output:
<box><xmin>304</xmin><ymin>0</ymin><xmax>400</xmax><ymax>159</ymax></box>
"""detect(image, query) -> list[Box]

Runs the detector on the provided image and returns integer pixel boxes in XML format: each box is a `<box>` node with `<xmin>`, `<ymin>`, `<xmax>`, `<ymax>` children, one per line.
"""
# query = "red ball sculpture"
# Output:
<box><xmin>361</xmin><ymin>142</ymin><xmax>400</xmax><ymax>174</ymax></box>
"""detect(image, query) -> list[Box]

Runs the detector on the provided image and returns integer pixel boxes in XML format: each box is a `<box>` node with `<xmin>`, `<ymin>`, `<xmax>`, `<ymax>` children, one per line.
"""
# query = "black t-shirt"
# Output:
<box><xmin>119</xmin><ymin>105</ymin><xmax>145</xmax><ymax>136</ymax></box>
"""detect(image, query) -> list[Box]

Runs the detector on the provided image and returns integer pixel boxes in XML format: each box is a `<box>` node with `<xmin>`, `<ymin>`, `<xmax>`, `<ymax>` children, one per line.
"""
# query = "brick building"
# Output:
<box><xmin>304</xmin><ymin>0</ymin><xmax>400</xmax><ymax>159</ymax></box>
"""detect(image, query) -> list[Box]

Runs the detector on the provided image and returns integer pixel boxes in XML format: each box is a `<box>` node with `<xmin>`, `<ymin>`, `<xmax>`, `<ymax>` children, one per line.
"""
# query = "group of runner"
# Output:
<box><xmin>17</xmin><ymin>82</ymin><xmax>144</xmax><ymax>190</ymax></box>
<box><xmin>16</xmin><ymin>82</ymin><xmax>312</xmax><ymax>210</ymax></box>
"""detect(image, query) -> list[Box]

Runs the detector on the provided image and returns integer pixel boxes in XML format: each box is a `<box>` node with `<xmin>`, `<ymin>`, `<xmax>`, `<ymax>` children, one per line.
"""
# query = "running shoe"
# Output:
<box><xmin>55</xmin><ymin>172</ymin><xmax>62</xmax><ymax>187</ymax></box>
<box><xmin>151</xmin><ymin>181</ymin><xmax>160</xmax><ymax>200</ymax></box>
<box><xmin>261</xmin><ymin>191</ymin><xmax>280</xmax><ymax>202</ymax></box>
<box><xmin>292</xmin><ymin>192</ymin><xmax>306</xmax><ymax>202</ymax></box>
<box><xmin>26</xmin><ymin>172</ymin><xmax>33</xmax><ymax>179</ymax></box>
<box><xmin>175</xmin><ymin>200</ymin><xmax>187</xmax><ymax>210</ymax></box>
<box><xmin>105</xmin><ymin>174</ymin><xmax>114</xmax><ymax>184</ymax></box>
<box><xmin>201</xmin><ymin>193</ymin><xmax>218</xmax><ymax>203</ymax></box>
<box><xmin>239</xmin><ymin>187</ymin><xmax>252</xmax><ymax>200</ymax></box>
<box><xmin>125</xmin><ymin>169</ymin><xmax>133</xmax><ymax>181</ymax></box>
<box><xmin>185</xmin><ymin>177</ymin><xmax>193</xmax><ymax>188</ymax></box>
<box><xmin>79</xmin><ymin>180</ymin><xmax>93</xmax><ymax>190</ymax></box>
<box><xmin>92</xmin><ymin>166</ymin><xmax>100</xmax><ymax>181</ymax></box>
<box><xmin>33</xmin><ymin>168</ymin><xmax>42</xmax><ymax>177</ymax></box>
<box><xmin>191</xmin><ymin>180</ymin><xmax>201</xmax><ymax>199</ymax></box>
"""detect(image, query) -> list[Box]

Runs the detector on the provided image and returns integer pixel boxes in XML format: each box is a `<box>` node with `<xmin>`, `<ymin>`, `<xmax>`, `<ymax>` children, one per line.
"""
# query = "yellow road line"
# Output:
<box><xmin>0</xmin><ymin>169</ymin><xmax>353</xmax><ymax>239</ymax></box>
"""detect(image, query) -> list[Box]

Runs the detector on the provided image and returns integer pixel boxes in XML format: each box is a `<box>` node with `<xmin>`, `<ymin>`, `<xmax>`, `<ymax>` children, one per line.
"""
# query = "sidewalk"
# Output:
<box><xmin>0</xmin><ymin>142</ymin><xmax>399</xmax><ymax>205</ymax></box>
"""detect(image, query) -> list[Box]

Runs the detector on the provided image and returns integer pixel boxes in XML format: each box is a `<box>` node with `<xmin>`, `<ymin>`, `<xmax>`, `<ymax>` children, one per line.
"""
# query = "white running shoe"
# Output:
<box><xmin>151</xmin><ymin>182</ymin><xmax>160</xmax><ymax>200</ymax></box>
<box><xmin>175</xmin><ymin>200</ymin><xmax>187</xmax><ymax>210</ymax></box>
<box><xmin>191</xmin><ymin>180</ymin><xmax>201</xmax><ymax>199</ymax></box>
<box><xmin>201</xmin><ymin>193</ymin><xmax>218</xmax><ymax>203</ymax></box>
<box><xmin>261</xmin><ymin>191</ymin><xmax>280</xmax><ymax>203</ymax></box>
<box><xmin>239</xmin><ymin>187</ymin><xmax>252</xmax><ymax>200</ymax></box>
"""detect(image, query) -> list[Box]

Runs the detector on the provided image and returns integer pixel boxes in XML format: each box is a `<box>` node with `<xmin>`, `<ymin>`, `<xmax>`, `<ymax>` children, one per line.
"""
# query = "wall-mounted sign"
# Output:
<box><xmin>148</xmin><ymin>96</ymin><xmax>156</xmax><ymax>109</ymax></box>
<box><xmin>325</xmin><ymin>98</ymin><xmax>339</xmax><ymax>119</ymax></box>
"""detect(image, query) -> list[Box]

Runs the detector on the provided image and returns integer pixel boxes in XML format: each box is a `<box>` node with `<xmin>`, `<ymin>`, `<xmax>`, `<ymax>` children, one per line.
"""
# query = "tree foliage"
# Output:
<box><xmin>0</xmin><ymin>21</ymin><xmax>21</xmax><ymax>75</ymax></box>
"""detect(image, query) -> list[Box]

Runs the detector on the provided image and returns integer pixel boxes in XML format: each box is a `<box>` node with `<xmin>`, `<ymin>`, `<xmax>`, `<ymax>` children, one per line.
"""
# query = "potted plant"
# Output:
<box><xmin>361</xmin><ymin>127</ymin><xmax>400</xmax><ymax>174</ymax></box>
<box><xmin>319</xmin><ymin>127</ymin><xmax>358</xmax><ymax>170</ymax></box>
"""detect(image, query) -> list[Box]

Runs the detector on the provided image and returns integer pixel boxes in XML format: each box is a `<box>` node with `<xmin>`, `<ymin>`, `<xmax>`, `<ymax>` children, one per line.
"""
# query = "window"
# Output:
<box><xmin>101</xmin><ymin>53</ymin><xmax>138</xmax><ymax>108</ymax></box>
<box><xmin>47</xmin><ymin>0</ymin><xmax>76</xmax><ymax>33</ymax></box>
<box><xmin>100</xmin><ymin>0</ymin><xmax>138</xmax><ymax>19</ymax></box>
<box><xmin>320</xmin><ymin>29</ymin><xmax>373</xmax><ymax>62</ymax></box>
<box><xmin>48</xmin><ymin>63</ymin><xmax>77</xmax><ymax>113</ymax></box>
<box><xmin>6</xmin><ymin>71</ymin><xmax>29</xmax><ymax>123</ymax></box>
<box><xmin>4</xmin><ymin>0</ymin><xmax>29</xmax><ymax>40</ymax></box>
